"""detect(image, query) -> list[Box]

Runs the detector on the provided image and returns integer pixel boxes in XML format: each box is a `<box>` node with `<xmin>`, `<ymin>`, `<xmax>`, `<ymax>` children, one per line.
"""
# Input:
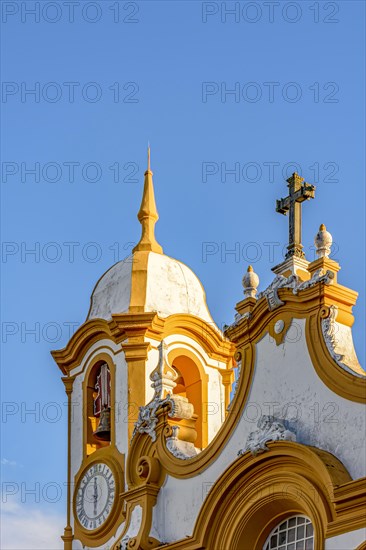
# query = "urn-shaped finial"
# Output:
<box><xmin>314</xmin><ymin>224</ymin><xmax>332</xmax><ymax>258</ymax></box>
<box><xmin>242</xmin><ymin>265</ymin><xmax>259</xmax><ymax>299</ymax></box>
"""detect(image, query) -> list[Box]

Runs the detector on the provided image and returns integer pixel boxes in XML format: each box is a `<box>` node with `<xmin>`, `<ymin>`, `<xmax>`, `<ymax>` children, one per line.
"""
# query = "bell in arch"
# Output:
<box><xmin>93</xmin><ymin>407</ymin><xmax>111</xmax><ymax>441</ymax></box>
<box><xmin>93</xmin><ymin>363</ymin><xmax>111</xmax><ymax>442</ymax></box>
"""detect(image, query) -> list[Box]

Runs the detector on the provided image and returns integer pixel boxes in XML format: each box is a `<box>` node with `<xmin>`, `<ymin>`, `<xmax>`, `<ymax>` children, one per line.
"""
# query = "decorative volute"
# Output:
<box><xmin>133</xmin><ymin>147</ymin><xmax>163</xmax><ymax>254</ymax></box>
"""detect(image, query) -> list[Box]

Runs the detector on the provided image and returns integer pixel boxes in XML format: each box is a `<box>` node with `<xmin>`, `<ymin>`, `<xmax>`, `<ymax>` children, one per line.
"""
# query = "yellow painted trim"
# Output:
<box><xmin>52</xmin><ymin>319</ymin><xmax>116</xmax><ymax>375</ymax></box>
<box><xmin>154</xmin><ymin>442</ymin><xmax>365</xmax><ymax>549</ymax></box>
<box><xmin>127</xmin><ymin>342</ymin><xmax>254</xmax><ymax>479</ymax></box>
<box><xmin>61</xmin><ymin>375</ymin><xmax>75</xmax><ymax>550</ymax></box>
<box><xmin>226</xmin><ymin>286</ymin><xmax>365</xmax><ymax>403</ymax></box>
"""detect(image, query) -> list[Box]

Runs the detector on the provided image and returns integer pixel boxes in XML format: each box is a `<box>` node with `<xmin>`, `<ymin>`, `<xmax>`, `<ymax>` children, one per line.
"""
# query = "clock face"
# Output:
<box><xmin>75</xmin><ymin>463</ymin><xmax>116</xmax><ymax>531</ymax></box>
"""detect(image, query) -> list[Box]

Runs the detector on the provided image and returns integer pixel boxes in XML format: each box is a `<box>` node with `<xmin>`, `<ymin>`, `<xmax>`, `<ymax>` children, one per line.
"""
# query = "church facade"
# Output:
<box><xmin>52</xmin><ymin>151</ymin><xmax>366</xmax><ymax>550</ymax></box>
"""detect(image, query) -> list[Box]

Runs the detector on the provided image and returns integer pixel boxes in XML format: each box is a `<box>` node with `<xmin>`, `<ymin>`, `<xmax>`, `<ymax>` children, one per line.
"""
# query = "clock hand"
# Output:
<box><xmin>93</xmin><ymin>476</ymin><xmax>98</xmax><ymax>517</ymax></box>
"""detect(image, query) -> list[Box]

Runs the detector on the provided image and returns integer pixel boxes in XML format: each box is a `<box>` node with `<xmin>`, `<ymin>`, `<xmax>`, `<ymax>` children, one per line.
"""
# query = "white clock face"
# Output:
<box><xmin>76</xmin><ymin>463</ymin><xmax>115</xmax><ymax>530</ymax></box>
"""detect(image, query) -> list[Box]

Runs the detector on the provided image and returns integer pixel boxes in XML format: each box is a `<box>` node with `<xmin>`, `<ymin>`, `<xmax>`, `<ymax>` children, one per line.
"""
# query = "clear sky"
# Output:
<box><xmin>1</xmin><ymin>1</ymin><xmax>365</xmax><ymax>548</ymax></box>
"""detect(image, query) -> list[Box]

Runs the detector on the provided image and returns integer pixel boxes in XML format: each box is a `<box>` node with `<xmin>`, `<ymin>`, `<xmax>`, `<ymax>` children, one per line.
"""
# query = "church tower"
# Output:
<box><xmin>53</xmin><ymin>159</ymin><xmax>365</xmax><ymax>550</ymax></box>
<box><xmin>52</xmin><ymin>150</ymin><xmax>235</xmax><ymax>549</ymax></box>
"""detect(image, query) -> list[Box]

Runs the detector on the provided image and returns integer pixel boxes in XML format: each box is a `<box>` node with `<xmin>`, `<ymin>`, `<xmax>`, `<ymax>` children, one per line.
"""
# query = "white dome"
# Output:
<box><xmin>87</xmin><ymin>251</ymin><xmax>214</xmax><ymax>324</ymax></box>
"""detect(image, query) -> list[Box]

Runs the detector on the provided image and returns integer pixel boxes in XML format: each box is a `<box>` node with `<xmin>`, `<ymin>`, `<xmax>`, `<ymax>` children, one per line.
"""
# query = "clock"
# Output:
<box><xmin>75</xmin><ymin>462</ymin><xmax>116</xmax><ymax>531</ymax></box>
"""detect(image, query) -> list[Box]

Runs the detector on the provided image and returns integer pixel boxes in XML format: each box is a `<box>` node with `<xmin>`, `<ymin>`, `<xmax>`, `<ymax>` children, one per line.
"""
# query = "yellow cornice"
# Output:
<box><xmin>225</xmin><ymin>282</ymin><xmax>365</xmax><ymax>403</ymax></box>
<box><xmin>52</xmin><ymin>312</ymin><xmax>233</xmax><ymax>378</ymax></box>
<box><xmin>52</xmin><ymin>319</ymin><xmax>116</xmax><ymax>375</ymax></box>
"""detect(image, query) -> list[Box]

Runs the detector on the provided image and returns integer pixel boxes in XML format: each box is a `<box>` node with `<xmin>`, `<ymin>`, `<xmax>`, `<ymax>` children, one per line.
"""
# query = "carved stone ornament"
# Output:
<box><xmin>257</xmin><ymin>274</ymin><xmax>298</xmax><ymax>311</ymax></box>
<box><xmin>257</xmin><ymin>269</ymin><xmax>334</xmax><ymax>312</ymax></box>
<box><xmin>132</xmin><ymin>341</ymin><xmax>195</xmax><ymax>443</ymax></box>
<box><xmin>165</xmin><ymin>425</ymin><xmax>198</xmax><ymax>460</ymax></box>
<box><xmin>238</xmin><ymin>415</ymin><xmax>296</xmax><ymax>457</ymax></box>
<box><xmin>321</xmin><ymin>305</ymin><xmax>364</xmax><ymax>376</ymax></box>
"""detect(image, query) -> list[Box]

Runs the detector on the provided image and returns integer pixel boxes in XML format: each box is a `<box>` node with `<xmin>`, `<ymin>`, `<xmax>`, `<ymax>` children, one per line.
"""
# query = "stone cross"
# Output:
<box><xmin>276</xmin><ymin>173</ymin><xmax>315</xmax><ymax>259</ymax></box>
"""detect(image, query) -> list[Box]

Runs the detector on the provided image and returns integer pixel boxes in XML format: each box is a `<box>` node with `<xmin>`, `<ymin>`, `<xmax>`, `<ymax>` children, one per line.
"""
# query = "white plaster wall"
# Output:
<box><xmin>325</xmin><ymin>527</ymin><xmax>366</xmax><ymax>549</ymax></box>
<box><xmin>145</xmin><ymin>252</ymin><xmax>214</xmax><ymax>323</ymax></box>
<box><xmin>152</xmin><ymin>319</ymin><xmax>366</xmax><ymax>543</ymax></box>
<box><xmin>87</xmin><ymin>258</ymin><xmax>132</xmax><ymax>320</ymax></box>
<box><xmin>87</xmin><ymin>251</ymin><xmax>217</xmax><ymax>325</ymax></box>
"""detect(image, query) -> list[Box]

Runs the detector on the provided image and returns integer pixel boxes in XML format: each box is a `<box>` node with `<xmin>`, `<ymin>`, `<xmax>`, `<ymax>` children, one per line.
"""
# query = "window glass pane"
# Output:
<box><xmin>278</xmin><ymin>532</ymin><xmax>286</xmax><ymax>544</ymax></box>
<box><xmin>288</xmin><ymin>528</ymin><xmax>296</xmax><ymax>542</ymax></box>
<box><xmin>289</xmin><ymin>518</ymin><xmax>297</xmax><ymax>528</ymax></box>
<box><xmin>263</xmin><ymin>516</ymin><xmax>314</xmax><ymax>550</ymax></box>
<box><xmin>270</xmin><ymin>534</ymin><xmax>278</xmax><ymax>548</ymax></box>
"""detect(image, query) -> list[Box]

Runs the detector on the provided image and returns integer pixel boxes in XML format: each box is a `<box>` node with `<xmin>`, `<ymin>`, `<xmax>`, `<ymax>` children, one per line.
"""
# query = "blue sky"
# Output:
<box><xmin>1</xmin><ymin>1</ymin><xmax>365</xmax><ymax>547</ymax></box>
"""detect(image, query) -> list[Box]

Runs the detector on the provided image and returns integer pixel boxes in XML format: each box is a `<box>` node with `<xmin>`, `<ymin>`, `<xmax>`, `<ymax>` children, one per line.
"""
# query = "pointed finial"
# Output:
<box><xmin>242</xmin><ymin>265</ymin><xmax>259</xmax><ymax>299</ymax></box>
<box><xmin>132</xmin><ymin>147</ymin><xmax>163</xmax><ymax>255</ymax></box>
<box><xmin>314</xmin><ymin>224</ymin><xmax>332</xmax><ymax>258</ymax></box>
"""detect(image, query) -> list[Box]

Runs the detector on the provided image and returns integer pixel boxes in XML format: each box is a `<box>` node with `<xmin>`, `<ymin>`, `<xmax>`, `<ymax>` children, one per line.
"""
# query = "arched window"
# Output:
<box><xmin>171</xmin><ymin>354</ymin><xmax>206</xmax><ymax>449</ymax></box>
<box><xmin>263</xmin><ymin>516</ymin><xmax>314</xmax><ymax>550</ymax></box>
<box><xmin>85</xmin><ymin>361</ymin><xmax>112</xmax><ymax>456</ymax></box>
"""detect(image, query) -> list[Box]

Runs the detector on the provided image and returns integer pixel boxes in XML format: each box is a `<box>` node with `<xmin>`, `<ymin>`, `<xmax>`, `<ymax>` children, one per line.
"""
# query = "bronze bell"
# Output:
<box><xmin>93</xmin><ymin>407</ymin><xmax>111</xmax><ymax>441</ymax></box>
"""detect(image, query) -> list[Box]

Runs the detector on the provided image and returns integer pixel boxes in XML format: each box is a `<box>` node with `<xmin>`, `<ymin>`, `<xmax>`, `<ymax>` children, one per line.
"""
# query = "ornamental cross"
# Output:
<box><xmin>276</xmin><ymin>173</ymin><xmax>315</xmax><ymax>259</ymax></box>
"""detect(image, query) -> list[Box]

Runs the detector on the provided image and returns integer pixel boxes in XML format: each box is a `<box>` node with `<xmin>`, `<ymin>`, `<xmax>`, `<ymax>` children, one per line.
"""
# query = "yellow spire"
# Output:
<box><xmin>133</xmin><ymin>147</ymin><xmax>163</xmax><ymax>254</ymax></box>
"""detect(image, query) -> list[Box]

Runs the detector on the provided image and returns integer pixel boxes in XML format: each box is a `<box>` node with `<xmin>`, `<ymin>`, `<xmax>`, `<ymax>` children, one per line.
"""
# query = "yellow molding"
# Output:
<box><xmin>53</xmin><ymin>312</ymin><xmax>234</xmax><ymax>376</ymax></box>
<box><xmin>52</xmin><ymin>319</ymin><xmax>116</xmax><ymax>375</ymax></box>
<box><xmin>153</xmin><ymin>442</ymin><xmax>364</xmax><ymax>550</ymax></box>
<box><xmin>225</xmin><ymin>286</ymin><xmax>365</xmax><ymax>404</ymax></box>
<box><xmin>306</xmin><ymin>310</ymin><xmax>366</xmax><ymax>403</ymax></box>
<box><xmin>127</xmin><ymin>343</ymin><xmax>254</xmax><ymax>480</ymax></box>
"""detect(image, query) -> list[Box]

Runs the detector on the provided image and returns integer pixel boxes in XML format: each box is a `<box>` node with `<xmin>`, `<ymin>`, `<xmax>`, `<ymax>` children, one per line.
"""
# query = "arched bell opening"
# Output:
<box><xmin>85</xmin><ymin>359</ymin><xmax>113</xmax><ymax>456</ymax></box>
<box><xmin>169</xmin><ymin>351</ymin><xmax>208</xmax><ymax>449</ymax></box>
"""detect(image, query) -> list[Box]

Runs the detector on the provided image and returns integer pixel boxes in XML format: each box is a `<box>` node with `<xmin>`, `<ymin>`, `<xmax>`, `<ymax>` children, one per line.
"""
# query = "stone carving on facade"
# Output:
<box><xmin>257</xmin><ymin>269</ymin><xmax>334</xmax><ymax>312</ymax></box>
<box><xmin>238</xmin><ymin>415</ymin><xmax>296</xmax><ymax>457</ymax></box>
<box><xmin>294</xmin><ymin>268</ymin><xmax>334</xmax><ymax>294</ymax></box>
<box><xmin>257</xmin><ymin>274</ymin><xmax>298</xmax><ymax>311</ymax></box>
<box><xmin>165</xmin><ymin>425</ymin><xmax>198</xmax><ymax>460</ymax></box>
<box><xmin>321</xmin><ymin>305</ymin><xmax>364</xmax><ymax>377</ymax></box>
<box><xmin>132</xmin><ymin>341</ymin><xmax>195</xmax><ymax>444</ymax></box>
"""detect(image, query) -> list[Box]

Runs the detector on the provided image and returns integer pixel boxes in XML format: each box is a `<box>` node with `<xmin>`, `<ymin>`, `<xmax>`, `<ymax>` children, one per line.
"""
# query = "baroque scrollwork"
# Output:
<box><xmin>321</xmin><ymin>305</ymin><xmax>364</xmax><ymax>377</ymax></box>
<box><xmin>132</xmin><ymin>341</ymin><xmax>195</xmax><ymax>444</ymax></box>
<box><xmin>257</xmin><ymin>269</ymin><xmax>334</xmax><ymax>311</ymax></box>
<box><xmin>238</xmin><ymin>415</ymin><xmax>296</xmax><ymax>457</ymax></box>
